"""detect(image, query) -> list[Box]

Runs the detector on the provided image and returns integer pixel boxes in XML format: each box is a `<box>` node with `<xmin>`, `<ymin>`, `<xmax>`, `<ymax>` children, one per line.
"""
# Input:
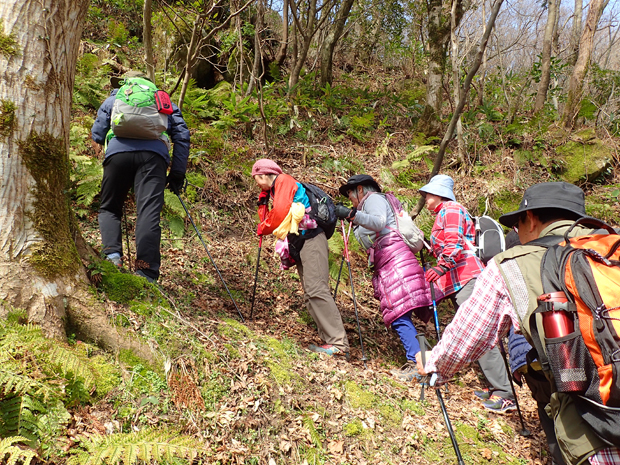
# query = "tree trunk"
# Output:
<box><xmin>274</xmin><ymin>0</ymin><xmax>289</xmax><ymax>68</ymax></box>
<box><xmin>246</xmin><ymin>0</ymin><xmax>265</xmax><ymax>96</ymax></box>
<box><xmin>562</xmin><ymin>0</ymin><xmax>607</xmax><ymax>128</ymax></box>
<box><xmin>450</xmin><ymin>0</ymin><xmax>464</xmax><ymax>164</ymax></box>
<box><xmin>0</xmin><ymin>0</ymin><xmax>155</xmax><ymax>363</ymax></box>
<box><xmin>533</xmin><ymin>0</ymin><xmax>560</xmax><ymax>113</ymax></box>
<box><xmin>319</xmin><ymin>0</ymin><xmax>355</xmax><ymax>87</ymax></box>
<box><xmin>419</xmin><ymin>0</ymin><xmax>463</xmax><ymax>137</ymax></box>
<box><xmin>144</xmin><ymin>0</ymin><xmax>155</xmax><ymax>82</ymax></box>
<box><xmin>568</xmin><ymin>0</ymin><xmax>583</xmax><ymax>66</ymax></box>
<box><xmin>412</xmin><ymin>0</ymin><xmax>505</xmax><ymax>215</ymax></box>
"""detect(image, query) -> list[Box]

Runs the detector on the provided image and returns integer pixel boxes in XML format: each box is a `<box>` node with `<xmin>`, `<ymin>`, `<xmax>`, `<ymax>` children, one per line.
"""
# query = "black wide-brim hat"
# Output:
<box><xmin>498</xmin><ymin>182</ymin><xmax>586</xmax><ymax>228</ymax></box>
<box><xmin>339</xmin><ymin>174</ymin><xmax>381</xmax><ymax>196</ymax></box>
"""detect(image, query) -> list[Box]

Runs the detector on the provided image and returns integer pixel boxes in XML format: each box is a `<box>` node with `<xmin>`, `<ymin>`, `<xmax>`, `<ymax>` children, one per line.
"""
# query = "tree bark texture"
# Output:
<box><xmin>561</xmin><ymin>0</ymin><xmax>607</xmax><ymax>128</ymax></box>
<box><xmin>274</xmin><ymin>0</ymin><xmax>290</xmax><ymax>68</ymax></box>
<box><xmin>568</xmin><ymin>0</ymin><xmax>583</xmax><ymax>66</ymax></box>
<box><xmin>533</xmin><ymin>0</ymin><xmax>560</xmax><ymax>113</ymax></box>
<box><xmin>319</xmin><ymin>0</ymin><xmax>355</xmax><ymax>87</ymax></box>
<box><xmin>144</xmin><ymin>0</ymin><xmax>155</xmax><ymax>82</ymax></box>
<box><xmin>0</xmin><ymin>0</ymin><xmax>156</xmax><ymax>363</ymax></box>
<box><xmin>419</xmin><ymin>0</ymin><xmax>463</xmax><ymax>137</ymax></box>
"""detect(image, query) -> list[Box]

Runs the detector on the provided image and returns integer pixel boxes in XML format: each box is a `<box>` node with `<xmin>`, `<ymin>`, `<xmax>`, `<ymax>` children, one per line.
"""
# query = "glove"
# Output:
<box><xmin>258</xmin><ymin>204</ymin><xmax>268</xmax><ymax>223</ymax></box>
<box><xmin>425</xmin><ymin>265</ymin><xmax>449</xmax><ymax>283</ymax></box>
<box><xmin>166</xmin><ymin>171</ymin><xmax>185</xmax><ymax>195</ymax></box>
<box><xmin>335</xmin><ymin>204</ymin><xmax>356</xmax><ymax>221</ymax></box>
<box><xmin>257</xmin><ymin>190</ymin><xmax>269</xmax><ymax>207</ymax></box>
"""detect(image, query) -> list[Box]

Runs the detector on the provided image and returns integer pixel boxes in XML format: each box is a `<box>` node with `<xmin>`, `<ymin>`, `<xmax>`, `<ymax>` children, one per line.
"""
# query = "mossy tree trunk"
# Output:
<box><xmin>0</xmin><ymin>0</ymin><xmax>155</xmax><ymax>363</ymax></box>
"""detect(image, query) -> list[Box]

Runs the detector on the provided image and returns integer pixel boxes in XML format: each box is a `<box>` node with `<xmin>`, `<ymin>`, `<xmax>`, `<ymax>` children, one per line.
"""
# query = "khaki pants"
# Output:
<box><xmin>297</xmin><ymin>232</ymin><xmax>349</xmax><ymax>351</ymax></box>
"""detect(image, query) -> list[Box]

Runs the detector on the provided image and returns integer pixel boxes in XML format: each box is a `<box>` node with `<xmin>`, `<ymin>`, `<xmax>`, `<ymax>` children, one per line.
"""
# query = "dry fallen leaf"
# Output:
<box><xmin>481</xmin><ymin>447</ymin><xmax>493</xmax><ymax>460</ymax></box>
<box><xmin>328</xmin><ymin>440</ymin><xmax>344</xmax><ymax>455</ymax></box>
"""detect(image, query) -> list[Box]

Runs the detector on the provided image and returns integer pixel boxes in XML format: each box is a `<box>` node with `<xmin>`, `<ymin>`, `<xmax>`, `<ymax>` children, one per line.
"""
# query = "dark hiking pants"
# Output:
<box><xmin>98</xmin><ymin>150</ymin><xmax>168</xmax><ymax>280</ymax></box>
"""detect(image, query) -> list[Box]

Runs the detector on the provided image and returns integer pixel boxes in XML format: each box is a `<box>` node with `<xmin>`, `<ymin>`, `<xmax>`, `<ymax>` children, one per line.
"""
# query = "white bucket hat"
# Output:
<box><xmin>419</xmin><ymin>174</ymin><xmax>456</xmax><ymax>202</ymax></box>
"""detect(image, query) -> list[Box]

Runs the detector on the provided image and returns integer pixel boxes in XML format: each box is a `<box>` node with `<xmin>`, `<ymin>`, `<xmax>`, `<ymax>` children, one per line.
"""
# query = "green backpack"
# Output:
<box><xmin>106</xmin><ymin>77</ymin><xmax>170</xmax><ymax>148</ymax></box>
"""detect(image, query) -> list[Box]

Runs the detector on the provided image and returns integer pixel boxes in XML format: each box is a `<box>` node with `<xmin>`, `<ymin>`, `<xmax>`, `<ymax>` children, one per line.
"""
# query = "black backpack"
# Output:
<box><xmin>473</xmin><ymin>215</ymin><xmax>506</xmax><ymax>264</ymax></box>
<box><xmin>302</xmin><ymin>183</ymin><xmax>337</xmax><ymax>240</ymax></box>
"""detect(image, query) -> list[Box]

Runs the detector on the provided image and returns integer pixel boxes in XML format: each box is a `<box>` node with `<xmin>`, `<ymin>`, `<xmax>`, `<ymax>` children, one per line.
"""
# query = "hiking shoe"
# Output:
<box><xmin>308</xmin><ymin>344</ymin><xmax>349</xmax><ymax>359</ymax></box>
<box><xmin>482</xmin><ymin>395</ymin><xmax>517</xmax><ymax>414</ymax></box>
<box><xmin>390</xmin><ymin>361</ymin><xmax>421</xmax><ymax>382</ymax></box>
<box><xmin>474</xmin><ymin>388</ymin><xmax>491</xmax><ymax>401</ymax></box>
<box><xmin>134</xmin><ymin>270</ymin><xmax>157</xmax><ymax>283</ymax></box>
<box><xmin>106</xmin><ymin>253</ymin><xmax>122</xmax><ymax>268</ymax></box>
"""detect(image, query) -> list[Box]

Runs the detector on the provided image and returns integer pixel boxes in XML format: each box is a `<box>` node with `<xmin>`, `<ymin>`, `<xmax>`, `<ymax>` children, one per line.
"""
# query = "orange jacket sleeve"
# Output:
<box><xmin>257</xmin><ymin>173</ymin><xmax>299</xmax><ymax>236</ymax></box>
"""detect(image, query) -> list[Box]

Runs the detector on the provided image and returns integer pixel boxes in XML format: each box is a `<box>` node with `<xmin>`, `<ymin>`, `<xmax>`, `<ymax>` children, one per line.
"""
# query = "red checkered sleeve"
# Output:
<box><xmin>588</xmin><ymin>447</ymin><xmax>620</xmax><ymax>464</ymax></box>
<box><xmin>424</xmin><ymin>260</ymin><xmax>518</xmax><ymax>384</ymax></box>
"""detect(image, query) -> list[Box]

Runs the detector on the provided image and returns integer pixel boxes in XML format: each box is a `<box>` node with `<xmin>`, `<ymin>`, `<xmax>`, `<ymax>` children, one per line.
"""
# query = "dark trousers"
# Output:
<box><xmin>98</xmin><ymin>151</ymin><xmax>168</xmax><ymax>280</ymax></box>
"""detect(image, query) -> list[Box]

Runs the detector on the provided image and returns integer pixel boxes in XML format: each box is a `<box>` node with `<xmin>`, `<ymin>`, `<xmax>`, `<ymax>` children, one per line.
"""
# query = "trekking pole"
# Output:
<box><xmin>177</xmin><ymin>194</ymin><xmax>245</xmax><ymax>323</ymax></box>
<box><xmin>249</xmin><ymin>236</ymin><xmax>263</xmax><ymax>320</ymax></box>
<box><xmin>419</xmin><ymin>249</ymin><xmax>441</xmax><ymax>341</ymax></box>
<box><xmin>341</xmin><ymin>219</ymin><xmax>368</xmax><ymax>367</ymax></box>
<box><xmin>333</xmin><ymin>256</ymin><xmax>345</xmax><ymax>298</ymax></box>
<box><xmin>498</xmin><ymin>339</ymin><xmax>531</xmax><ymax>437</ymax></box>
<box><xmin>430</xmin><ymin>374</ymin><xmax>466</xmax><ymax>465</ymax></box>
<box><xmin>417</xmin><ymin>334</ymin><xmax>429</xmax><ymax>402</ymax></box>
<box><xmin>123</xmin><ymin>205</ymin><xmax>132</xmax><ymax>270</ymax></box>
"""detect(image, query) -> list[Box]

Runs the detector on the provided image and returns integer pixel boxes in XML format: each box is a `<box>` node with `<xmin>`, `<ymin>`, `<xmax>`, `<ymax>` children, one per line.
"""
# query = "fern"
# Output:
<box><xmin>67</xmin><ymin>428</ymin><xmax>212</xmax><ymax>465</ymax></box>
<box><xmin>0</xmin><ymin>369</ymin><xmax>57</xmax><ymax>401</ymax></box>
<box><xmin>0</xmin><ymin>436</ymin><xmax>37</xmax><ymax>465</ymax></box>
<box><xmin>48</xmin><ymin>346</ymin><xmax>96</xmax><ymax>391</ymax></box>
<box><xmin>0</xmin><ymin>395</ymin><xmax>45</xmax><ymax>448</ymax></box>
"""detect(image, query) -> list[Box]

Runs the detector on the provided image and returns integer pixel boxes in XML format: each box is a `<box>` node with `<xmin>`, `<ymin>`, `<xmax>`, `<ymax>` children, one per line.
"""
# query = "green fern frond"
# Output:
<box><xmin>68</xmin><ymin>428</ymin><xmax>211</xmax><ymax>465</ymax></box>
<box><xmin>0</xmin><ymin>395</ymin><xmax>45</xmax><ymax>448</ymax></box>
<box><xmin>48</xmin><ymin>346</ymin><xmax>96</xmax><ymax>391</ymax></box>
<box><xmin>0</xmin><ymin>369</ymin><xmax>57</xmax><ymax>401</ymax></box>
<box><xmin>0</xmin><ymin>436</ymin><xmax>37</xmax><ymax>465</ymax></box>
<box><xmin>37</xmin><ymin>400</ymin><xmax>71</xmax><ymax>448</ymax></box>
<box><xmin>0</xmin><ymin>323</ymin><xmax>48</xmax><ymax>353</ymax></box>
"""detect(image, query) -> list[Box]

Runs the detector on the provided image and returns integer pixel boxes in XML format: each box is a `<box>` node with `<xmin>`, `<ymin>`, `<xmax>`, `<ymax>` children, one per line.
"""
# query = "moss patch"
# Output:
<box><xmin>0</xmin><ymin>24</ymin><xmax>19</xmax><ymax>57</ymax></box>
<box><xmin>343</xmin><ymin>418</ymin><xmax>365</xmax><ymax>437</ymax></box>
<box><xmin>345</xmin><ymin>381</ymin><xmax>376</xmax><ymax>409</ymax></box>
<box><xmin>217</xmin><ymin>318</ymin><xmax>254</xmax><ymax>341</ymax></box>
<box><xmin>19</xmin><ymin>132</ymin><xmax>80</xmax><ymax>278</ymax></box>
<box><xmin>555</xmin><ymin>137</ymin><xmax>612</xmax><ymax>184</ymax></box>
<box><xmin>0</xmin><ymin>100</ymin><xmax>16</xmax><ymax>137</ymax></box>
<box><xmin>100</xmin><ymin>267</ymin><xmax>149</xmax><ymax>303</ymax></box>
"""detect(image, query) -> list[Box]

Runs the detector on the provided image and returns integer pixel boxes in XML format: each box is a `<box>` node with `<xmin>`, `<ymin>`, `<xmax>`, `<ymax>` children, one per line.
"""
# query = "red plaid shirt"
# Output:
<box><xmin>424</xmin><ymin>260</ymin><xmax>620</xmax><ymax>463</ymax></box>
<box><xmin>430</xmin><ymin>201</ymin><xmax>485</xmax><ymax>297</ymax></box>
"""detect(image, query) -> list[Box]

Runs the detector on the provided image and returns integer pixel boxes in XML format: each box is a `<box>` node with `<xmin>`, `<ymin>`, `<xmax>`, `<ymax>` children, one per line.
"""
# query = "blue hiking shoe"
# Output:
<box><xmin>106</xmin><ymin>253</ymin><xmax>122</xmax><ymax>268</ymax></box>
<box><xmin>134</xmin><ymin>270</ymin><xmax>157</xmax><ymax>284</ymax></box>
<box><xmin>308</xmin><ymin>344</ymin><xmax>349</xmax><ymax>360</ymax></box>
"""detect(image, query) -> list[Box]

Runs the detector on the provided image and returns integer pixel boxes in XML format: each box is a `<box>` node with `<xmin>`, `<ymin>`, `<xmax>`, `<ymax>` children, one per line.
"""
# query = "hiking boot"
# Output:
<box><xmin>134</xmin><ymin>270</ymin><xmax>157</xmax><ymax>284</ymax></box>
<box><xmin>308</xmin><ymin>344</ymin><xmax>350</xmax><ymax>359</ymax></box>
<box><xmin>106</xmin><ymin>253</ymin><xmax>122</xmax><ymax>268</ymax></box>
<box><xmin>482</xmin><ymin>395</ymin><xmax>517</xmax><ymax>414</ymax></box>
<box><xmin>474</xmin><ymin>388</ymin><xmax>491</xmax><ymax>401</ymax></box>
<box><xmin>390</xmin><ymin>361</ymin><xmax>421</xmax><ymax>382</ymax></box>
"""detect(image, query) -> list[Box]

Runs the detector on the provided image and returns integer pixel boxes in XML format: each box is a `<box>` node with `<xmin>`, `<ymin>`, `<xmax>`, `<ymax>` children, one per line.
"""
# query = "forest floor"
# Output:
<box><xmin>69</xmin><ymin>116</ymin><xmax>620</xmax><ymax>465</ymax></box>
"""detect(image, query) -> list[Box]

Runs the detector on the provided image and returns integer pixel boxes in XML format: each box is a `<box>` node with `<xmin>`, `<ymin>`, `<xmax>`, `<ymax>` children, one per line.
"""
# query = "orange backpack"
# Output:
<box><xmin>530</xmin><ymin>218</ymin><xmax>620</xmax><ymax>445</ymax></box>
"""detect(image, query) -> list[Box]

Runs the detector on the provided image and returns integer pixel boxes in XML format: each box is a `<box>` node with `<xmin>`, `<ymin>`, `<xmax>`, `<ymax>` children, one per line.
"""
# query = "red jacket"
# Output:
<box><xmin>257</xmin><ymin>173</ymin><xmax>299</xmax><ymax>236</ymax></box>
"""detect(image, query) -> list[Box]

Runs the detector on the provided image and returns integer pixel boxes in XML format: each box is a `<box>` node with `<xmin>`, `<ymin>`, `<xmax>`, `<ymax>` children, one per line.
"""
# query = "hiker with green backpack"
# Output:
<box><xmin>420</xmin><ymin>182</ymin><xmax>620</xmax><ymax>464</ymax></box>
<box><xmin>336</xmin><ymin>175</ymin><xmax>432</xmax><ymax>381</ymax></box>
<box><xmin>91</xmin><ymin>70</ymin><xmax>190</xmax><ymax>283</ymax></box>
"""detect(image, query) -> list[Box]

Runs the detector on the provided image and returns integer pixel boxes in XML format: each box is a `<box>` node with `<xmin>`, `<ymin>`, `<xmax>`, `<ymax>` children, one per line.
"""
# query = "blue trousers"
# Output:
<box><xmin>391</xmin><ymin>311</ymin><xmax>421</xmax><ymax>362</ymax></box>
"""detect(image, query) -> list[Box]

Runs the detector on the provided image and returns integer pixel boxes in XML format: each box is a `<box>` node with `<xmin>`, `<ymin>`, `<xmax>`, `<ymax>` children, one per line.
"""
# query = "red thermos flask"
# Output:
<box><xmin>539</xmin><ymin>292</ymin><xmax>574</xmax><ymax>338</ymax></box>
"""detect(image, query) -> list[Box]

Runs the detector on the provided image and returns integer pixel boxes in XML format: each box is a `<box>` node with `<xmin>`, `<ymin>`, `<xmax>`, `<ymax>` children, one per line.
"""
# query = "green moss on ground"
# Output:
<box><xmin>19</xmin><ymin>132</ymin><xmax>81</xmax><ymax>278</ymax></box>
<box><xmin>100</xmin><ymin>267</ymin><xmax>148</xmax><ymax>304</ymax></box>
<box><xmin>217</xmin><ymin>318</ymin><xmax>254</xmax><ymax>340</ymax></box>
<box><xmin>345</xmin><ymin>381</ymin><xmax>376</xmax><ymax>409</ymax></box>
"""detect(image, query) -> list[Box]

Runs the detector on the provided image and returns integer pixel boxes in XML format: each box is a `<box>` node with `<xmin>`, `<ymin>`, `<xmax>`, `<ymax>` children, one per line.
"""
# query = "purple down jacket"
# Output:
<box><xmin>372</xmin><ymin>232</ymin><xmax>432</xmax><ymax>327</ymax></box>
